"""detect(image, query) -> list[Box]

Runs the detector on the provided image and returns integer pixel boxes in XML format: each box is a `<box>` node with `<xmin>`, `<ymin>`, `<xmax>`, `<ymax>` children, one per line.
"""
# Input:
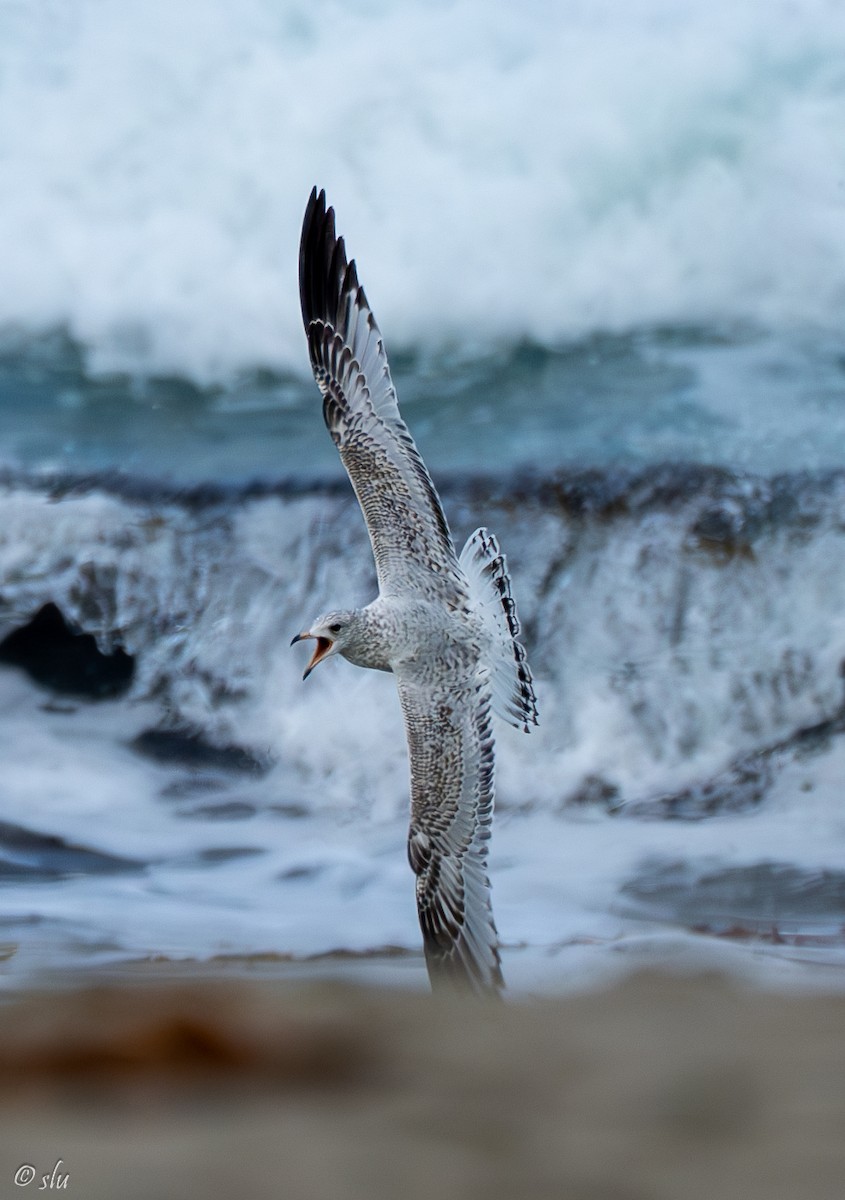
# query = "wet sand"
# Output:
<box><xmin>0</xmin><ymin>969</ymin><xmax>843</xmax><ymax>1200</ymax></box>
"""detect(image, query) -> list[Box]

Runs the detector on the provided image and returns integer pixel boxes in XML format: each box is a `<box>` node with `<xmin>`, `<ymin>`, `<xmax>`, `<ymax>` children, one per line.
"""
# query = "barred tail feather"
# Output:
<box><xmin>459</xmin><ymin>528</ymin><xmax>539</xmax><ymax>732</ymax></box>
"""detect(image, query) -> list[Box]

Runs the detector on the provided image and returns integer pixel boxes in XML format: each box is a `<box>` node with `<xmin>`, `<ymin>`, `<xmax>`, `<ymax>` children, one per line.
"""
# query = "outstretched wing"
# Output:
<box><xmin>398</xmin><ymin>671</ymin><xmax>504</xmax><ymax>997</ymax></box>
<box><xmin>299</xmin><ymin>188</ymin><xmax>468</xmax><ymax>604</ymax></box>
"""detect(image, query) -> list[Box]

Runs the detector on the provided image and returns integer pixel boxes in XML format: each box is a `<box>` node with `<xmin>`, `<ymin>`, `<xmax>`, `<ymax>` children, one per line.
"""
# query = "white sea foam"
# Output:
<box><xmin>0</xmin><ymin>0</ymin><xmax>844</xmax><ymax>380</ymax></box>
<box><xmin>2</xmin><ymin>474</ymin><xmax>845</xmax><ymax>810</ymax></box>
<box><xmin>2</xmin><ymin>473</ymin><xmax>845</xmax><ymax>988</ymax></box>
<box><xmin>3</xmin><ymin>660</ymin><xmax>845</xmax><ymax>992</ymax></box>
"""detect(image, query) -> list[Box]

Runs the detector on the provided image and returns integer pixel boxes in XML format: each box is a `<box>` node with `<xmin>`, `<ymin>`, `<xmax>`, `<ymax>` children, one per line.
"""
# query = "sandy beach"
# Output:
<box><xmin>0</xmin><ymin>967</ymin><xmax>843</xmax><ymax>1200</ymax></box>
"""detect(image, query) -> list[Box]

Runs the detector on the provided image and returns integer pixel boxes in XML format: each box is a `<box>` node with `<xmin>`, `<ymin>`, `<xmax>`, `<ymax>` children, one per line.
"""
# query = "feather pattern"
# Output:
<box><xmin>400</xmin><ymin>672</ymin><xmax>504</xmax><ymax>994</ymax></box>
<box><xmin>459</xmin><ymin>528</ymin><xmax>539</xmax><ymax>732</ymax></box>
<box><xmin>300</xmin><ymin>188</ymin><xmax>467</xmax><ymax>605</ymax></box>
<box><xmin>297</xmin><ymin>188</ymin><xmax>537</xmax><ymax>996</ymax></box>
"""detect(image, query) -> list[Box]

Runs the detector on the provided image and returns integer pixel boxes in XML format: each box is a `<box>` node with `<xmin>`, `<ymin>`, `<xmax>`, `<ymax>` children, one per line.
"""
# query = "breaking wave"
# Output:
<box><xmin>2</xmin><ymin>464</ymin><xmax>845</xmax><ymax>818</ymax></box>
<box><xmin>1</xmin><ymin>0</ymin><xmax>845</xmax><ymax>379</ymax></box>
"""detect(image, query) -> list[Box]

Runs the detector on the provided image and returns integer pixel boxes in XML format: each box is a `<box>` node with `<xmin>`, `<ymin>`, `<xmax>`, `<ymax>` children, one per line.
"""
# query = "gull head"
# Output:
<box><xmin>290</xmin><ymin>609</ymin><xmax>360</xmax><ymax>680</ymax></box>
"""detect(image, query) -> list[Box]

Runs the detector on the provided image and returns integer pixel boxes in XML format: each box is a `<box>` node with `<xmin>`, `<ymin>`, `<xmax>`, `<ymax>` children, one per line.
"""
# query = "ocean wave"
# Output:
<box><xmin>1</xmin><ymin>0</ymin><xmax>845</xmax><ymax>379</ymax></box>
<box><xmin>1</xmin><ymin>464</ymin><xmax>844</xmax><ymax>818</ymax></box>
<box><xmin>4</xmin><ymin>462</ymin><xmax>845</xmax><ymax>981</ymax></box>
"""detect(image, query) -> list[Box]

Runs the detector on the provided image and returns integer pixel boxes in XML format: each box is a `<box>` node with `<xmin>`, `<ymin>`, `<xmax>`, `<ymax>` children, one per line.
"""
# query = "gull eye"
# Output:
<box><xmin>328</xmin><ymin>623</ymin><xmax>342</xmax><ymax>634</ymax></box>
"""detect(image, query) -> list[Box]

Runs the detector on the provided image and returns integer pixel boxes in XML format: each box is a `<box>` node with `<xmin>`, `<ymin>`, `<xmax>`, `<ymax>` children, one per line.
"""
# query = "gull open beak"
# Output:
<box><xmin>290</xmin><ymin>632</ymin><xmax>333</xmax><ymax>681</ymax></box>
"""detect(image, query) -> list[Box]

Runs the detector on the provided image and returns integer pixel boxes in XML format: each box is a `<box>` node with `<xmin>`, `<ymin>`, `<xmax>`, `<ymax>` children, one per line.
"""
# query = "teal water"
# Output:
<box><xmin>3</xmin><ymin>325</ymin><xmax>845</xmax><ymax>484</ymax></box>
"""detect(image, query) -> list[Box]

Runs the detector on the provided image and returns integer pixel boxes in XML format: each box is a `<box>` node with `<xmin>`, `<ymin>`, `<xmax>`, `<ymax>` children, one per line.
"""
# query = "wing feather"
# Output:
<box><xmin>299</xmin><ymin>188</ymin><xmax>467</xmax><ymax>603</ymax></box>
<box><xmin>398</xmin><ymin>672</ymin><xmax>504</xmax><ymax>997</ymax></box>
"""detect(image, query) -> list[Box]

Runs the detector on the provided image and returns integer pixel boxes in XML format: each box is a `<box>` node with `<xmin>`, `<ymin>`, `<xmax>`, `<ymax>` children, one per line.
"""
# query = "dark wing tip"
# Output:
<box><xmin>423</xmin><ymin>935</ymin><xmax>505</xmax><ymax>999</ymax></box>
<box><xmin>416</xmin><ymin>859</ymin><xmax>505</xmax><ymax>998</ymax></box>
<box><xmin>299</xmin><ymin>186</ymin><xmax>326</xmax><ymax>330</ymax></box>
<box><xmin>300</xmin><ymin>187</ymin><xmax>362</xmax><ymax>338</ymax></box>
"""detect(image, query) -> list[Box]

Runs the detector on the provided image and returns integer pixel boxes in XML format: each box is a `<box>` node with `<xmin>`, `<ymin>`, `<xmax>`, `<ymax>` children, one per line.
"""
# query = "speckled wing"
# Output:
<box><xmin>299</xmin><ymin>188</ymin><xmax>468</xmax><ymax>603</ymax></box>
<box><xmin>399</xmin><ymin>673</ymin><xmax>504</xmax><ymax>997</ymax></box>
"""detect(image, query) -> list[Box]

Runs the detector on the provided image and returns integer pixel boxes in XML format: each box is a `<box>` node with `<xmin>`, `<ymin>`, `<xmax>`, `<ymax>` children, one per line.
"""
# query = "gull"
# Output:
<box><xmin>292</xmin><ymin>189</ymin><xmax>538</xmax><ymax>996</ymax></box>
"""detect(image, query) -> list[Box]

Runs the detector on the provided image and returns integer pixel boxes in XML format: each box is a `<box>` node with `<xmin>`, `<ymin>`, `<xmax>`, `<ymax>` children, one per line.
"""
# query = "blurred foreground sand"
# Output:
<box><xmin>0</xmin><ymin>969</ymin><xmax>843</xmax><ymax>1200</ymax></box>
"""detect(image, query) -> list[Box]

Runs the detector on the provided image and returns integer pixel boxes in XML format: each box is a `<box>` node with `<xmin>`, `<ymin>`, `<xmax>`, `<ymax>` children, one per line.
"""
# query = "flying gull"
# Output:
<box><xmin>292</xmin><ymin>188</ymin><xmax>538</xmax><ymax>996</ymax></box>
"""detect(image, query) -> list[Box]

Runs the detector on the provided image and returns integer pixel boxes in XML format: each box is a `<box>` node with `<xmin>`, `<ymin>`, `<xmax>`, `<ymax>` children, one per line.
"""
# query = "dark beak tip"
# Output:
<box><xmin>293</xmin><ymin>633</ymin><xmax>329</xmax><ymax>682</ymax></box>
